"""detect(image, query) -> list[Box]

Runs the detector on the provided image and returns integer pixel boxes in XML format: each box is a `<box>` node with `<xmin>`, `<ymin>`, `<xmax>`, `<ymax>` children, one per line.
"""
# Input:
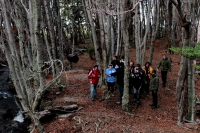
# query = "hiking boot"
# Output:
<box><xmin>162</xmin><ymin>84</ymin><xmax>166</xmax><ymax>87</ymax></box>
<box><xmin>99</xmin><ymin>98</ymin><xmax>104</xmax><ymax>102</ymax></box>
<box><xmin>151</xmin><ymin>106</ymin><xmax>157</xmax><ymax>109</ymax></box>
<box><xmin>91</xmin><ymin>98</ymin><xmax>95</xmax><ymax>101</ymax></box>
<box><xmin>137</xmin><ymin>101</ymin><xmax>141</xmax><ymax>105</ymax></box>
<box><xmin>149</xmin><ymin>103</ymin><xmax>154</xmax><ymax>106</ymax></box>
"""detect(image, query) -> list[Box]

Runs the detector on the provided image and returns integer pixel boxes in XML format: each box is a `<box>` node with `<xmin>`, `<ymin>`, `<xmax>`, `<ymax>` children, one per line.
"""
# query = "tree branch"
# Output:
<box><xmin>20</xmin><ymin>0</ymin><xmax>29</xmax><ymax>14</ymax></box>
<box><xmin>169</xmin><ymin>0</ymin><xmax>178</xmax><ymax>8</ymax></box>
<box><xmin>86</xmin><ymin>0</ymin><xmax>144</xmax><ymax>16</ymax></box>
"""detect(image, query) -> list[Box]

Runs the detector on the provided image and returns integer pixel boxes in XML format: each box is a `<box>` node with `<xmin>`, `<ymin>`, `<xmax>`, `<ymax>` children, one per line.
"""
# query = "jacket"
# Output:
<box><xmin>88</xmin><ymin>69</ymin><xmax>101</xmax><ymax>84</ymax></box>
<box><xmin>116</xmin><ymin>67</ymin><xmax>124</xmax><ymax>86</ymax></box>
<box><xmin>142</xmin><ymin>66</ymin><xmax>153</xmax><ymax>79</ymax></box>
<box><xmin>149</xmin><ymin>74</ymin><xmax>159</xmax><ymax>93</ymax></box>
<box><xmin>106</xmin><ymin>68</ymin><xmax>116</xmax><ymax>83</ymax></box>
<box><xmin>111</xmin><ymin>60</ymin><xmax>120</xmax><ymax>69</ymax></box>
<box><xmin>133</xmin><ymin>75</ymin><xmax>143</xmax><ymax>89</ymax></box>
<box><xmin>157</xmin><ymin>58</ymin><xmax>171</xmax><ymax>72</ymax></box>
<box><xmin>129</xmin><ymin>66</ymin><xmax>135</xmax><ymax>85</ymax></box>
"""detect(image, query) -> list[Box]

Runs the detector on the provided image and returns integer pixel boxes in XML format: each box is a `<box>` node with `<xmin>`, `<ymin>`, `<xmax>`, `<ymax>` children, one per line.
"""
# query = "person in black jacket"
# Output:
<box><xmin>135</xmin><ymin>63</ymin><xmax>145</xmax><ymax>95</ymax></box>
<box><xmin>111</xmin><ymin>56</ymin><xmax>120</xmax><ymax>70</ymax></box>
<box><xmin>116</xmin><ymin>62</ymin><xmax>124</xmax><ymax>104</ymax></box>
<box><xmin>133</xmin><ymin>70</ymin><xmax>143</xmax><ymax>103</ymax></box>
<box><xmin>129</xmin><ymin>61</ymin><xmax>135</xmax><ymax>94</ymax></box>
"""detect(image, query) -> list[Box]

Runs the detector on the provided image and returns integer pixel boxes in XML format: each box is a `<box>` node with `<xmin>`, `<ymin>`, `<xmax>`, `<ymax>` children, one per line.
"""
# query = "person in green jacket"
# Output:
<box><xmin>157</xmin><ymin>54</ymin><xmax>171</xmax><ymax>87</ymax></box>
<box><xmin>149</xmin><ymin>70</ymin><xmax>159</xmax><ymax>109</ymax></box>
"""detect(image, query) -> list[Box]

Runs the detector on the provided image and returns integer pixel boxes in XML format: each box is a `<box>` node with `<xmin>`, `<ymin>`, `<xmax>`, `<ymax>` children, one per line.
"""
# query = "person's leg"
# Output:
<box><xmin>149</xmin><ymin>91</ymin><xmax>154</xmax><ymax>106</ymax></box>
<box><xmin>161</xmin><ymin>71</ymin><xmax>165</xmax><ymax>86</ymax></box>
<box><xmin>110</xmin><ymin>82</ymin><xmax>115</xmax><ymax>93</ymax></box>
<box><xmin>107</xmin><ymin>82</ymin><xmax>111</xmax><ymax>91</ymax></box>
<box><xmin>161</xmin><ymin>71</ymin><xmax>168</xmax><ymax>87</ymax></box>
<box><xmin>146</xmin><ymin>78</ymin><xmax>150</xmax><ymax>94</ymax></box>
<box><xmin>137</xmin><ymin>88</ymin><xmax>141</xmax><ymax>102</ymax></box>
<box><xmin>133</xmin><ymin>87</ymin><xmax>137</xmax><ymax>101</ymax></box>
<box><xmin>152</xmin><ymin>92</ymin><xmax>158</xmax><ymax>108</ymax></box>
<box><xmin>129</xmin><ymin>83</ymin><xmax>133</xmax><ymax>94</ymax></box>
<box><xmin>93</xmin><ymin>84</ymin><xmax>97</xmax><ymax>98</ymax></box>
<box><xmin>164</xmin><ymin>71</ymin><xmax>168</xmax><ymax>87</ymax></box>
<box><xmin>90</xmin><ymin>84</ymin><xmax>95</xmax><ymax>100</ymax></box>
<box><xmin>118</xmin><ymin>84</ymin><xmax>123</xmax><ymax>104</ymax></box>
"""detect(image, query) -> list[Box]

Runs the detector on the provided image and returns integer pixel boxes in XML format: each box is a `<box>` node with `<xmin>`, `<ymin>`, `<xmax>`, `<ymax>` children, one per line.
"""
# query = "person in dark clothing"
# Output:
<box><xmin>135</xmin><ymin>63</ymin><xmax>145</xmax><ymax>95</ymax></box>
<box><xmin>116</xmin><ymin>62</ymin><xmax>124</xmax><ymax>104</ymax></box>
<box><xmin>157</xmin><ymin>54</ymin><xmax>171</xmax><ymax>87</ymax></box>
<box><xmin>133</xmin><ymin>70</ymin><xmax>143</xmax><ymax>103</ymax></box>
<box><xmin>142</xmin><ymin>61</ymin><xmax>153</xmax><ymax>94</ymax></box>
<box><xmin>129</xmin><ymin>61</ymin><xmax>135</xmax><ymax>94</ymax></box>
<box><xmin>149</xmin><ymin>70</ymin><xmax>159</xmax><ymax>109</ymax></box>
<box><xmin>120</xmin><ymin>56</ymin><xmax>125</xmax><ymax>63</ymax></box>
<box><xmin>111</xmin><ymin>56</ymin><xmax>120</xmax><ymax>70</ymax></box>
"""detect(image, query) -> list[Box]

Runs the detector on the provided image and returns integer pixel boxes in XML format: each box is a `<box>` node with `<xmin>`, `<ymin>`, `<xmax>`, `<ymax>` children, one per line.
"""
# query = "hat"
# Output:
<box><xmin>109</xmin><ymin>64</ymin><xmax>113</xmax><ymax>66</ymax></box>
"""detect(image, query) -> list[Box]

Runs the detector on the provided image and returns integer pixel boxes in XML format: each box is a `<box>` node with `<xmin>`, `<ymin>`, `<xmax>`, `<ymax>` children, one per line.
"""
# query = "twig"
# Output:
<box><xmin>54</xmin><ymin>121</ymin><xmax>62</xmax><ymax>129</ymax></box>
<box><xmin>73</xmin><ymin>116</ymin><xmax>83</xmax><ymax>125</ymax></box>
<box><xmin>86</xmin><ymin>0</ymin><xmax>144</xmax><ymax>16</ymax></box>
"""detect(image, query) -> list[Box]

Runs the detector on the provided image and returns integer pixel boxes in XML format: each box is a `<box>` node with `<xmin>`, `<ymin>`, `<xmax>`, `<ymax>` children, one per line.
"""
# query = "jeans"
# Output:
<box><xmin>90</xmin><ymin>84</ymin><xmax>97</xmax><ymax>98</ymax></box>
<box><xmin>161</xmin><ymin>71</ymin><xmax>168</xmax><ymax>86</ymax></box>
<box><xmin>118</xmin><ymin>84</ymin><xmax>123</xmax><ymax>104</ymax></box>
<box><xmin>134</xmin><ymin>87</ymin><xmax>141</xmax><ymax>101</ymax></box>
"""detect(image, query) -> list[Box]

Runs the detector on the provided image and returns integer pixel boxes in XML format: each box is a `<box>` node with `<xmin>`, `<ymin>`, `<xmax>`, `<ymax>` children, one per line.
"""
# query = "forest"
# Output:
<box><xmin>0</xmin><ymin>0</ymin><xmax>200</xmax><ymax>132</ymax></box>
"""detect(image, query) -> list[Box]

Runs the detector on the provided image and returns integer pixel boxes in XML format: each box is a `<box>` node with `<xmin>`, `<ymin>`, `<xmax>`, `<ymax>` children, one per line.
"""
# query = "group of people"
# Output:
<box><xmin>88</xmin><ymin>54</ymin><xmax>171</xmax><ymax>109</ymax></box>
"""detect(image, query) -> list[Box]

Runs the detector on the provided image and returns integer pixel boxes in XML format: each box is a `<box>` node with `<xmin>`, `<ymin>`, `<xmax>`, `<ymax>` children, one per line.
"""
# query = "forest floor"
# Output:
<box><xmin>43</xmin><ymin>38</ymin><xmax>200</xmax><ymax>133</ymax></box>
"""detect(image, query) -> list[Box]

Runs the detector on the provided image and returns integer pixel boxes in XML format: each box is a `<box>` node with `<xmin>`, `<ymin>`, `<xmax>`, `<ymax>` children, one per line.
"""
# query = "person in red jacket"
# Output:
<box><xmin>88</xmin><ymin>65</ymin><xmax>101</xmax><ymax>101</ymax></box>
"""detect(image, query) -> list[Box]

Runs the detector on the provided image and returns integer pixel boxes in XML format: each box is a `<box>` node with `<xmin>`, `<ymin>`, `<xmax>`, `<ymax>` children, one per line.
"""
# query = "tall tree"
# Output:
<box><xmin>0</xmin><ymin>0</ymin><xmax>69</xmax><ymax>132</ymax></box>
<box><xmin>170</xmin><ymin>0</ymin><xmax>199</xmax><ymax>124</ymax></box>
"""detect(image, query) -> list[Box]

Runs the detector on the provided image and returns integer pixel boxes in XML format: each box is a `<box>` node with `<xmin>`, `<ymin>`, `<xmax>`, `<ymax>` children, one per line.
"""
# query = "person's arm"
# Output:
<box><xmin>157</xmin><ymin>60</ymin><xmax>161</xmax><ymax>71</ymax></box>
<box><xmin>155</xmin><ymin>77</ymin><xmax>159</xmax><ymax>89</ymax></box>
<box><xmin>168</xmin><ymin>60</ymin><xmax>171</xmax><ymax>72</ymax></box>
<box><xmin>106</xmin><ymin>69</ymin><xmax>110</xmax><ymax>76</ymax></box>
<box><xmin>88</xmin><ymin>70</ymin><xmax>93</xmax><ymax>79</ymax></box>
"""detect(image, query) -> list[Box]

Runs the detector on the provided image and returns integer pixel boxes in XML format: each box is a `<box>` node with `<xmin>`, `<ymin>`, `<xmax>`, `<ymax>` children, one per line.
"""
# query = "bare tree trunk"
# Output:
<box><xmin>187</xmin><ymin>59</ymin><xmax>195</xmax><ymax>122</ymax></box>
<box><xmin>121</xmin><ymin>0</ymin><xmax>131</xmax><ymax>111</ymax></box>
<box><xmin>176</xmin><ymin>50</ymin><xmax>188</xmax><ymax>125</ymax></box>
<box><xmin>166</xmin><ymin>0</ymin><xmax>173</xmax><ymax>53</ymax></box>
<box><xmin>116</xmin><ymin>0</ymin><xmax>121</xmax><ymax>56</ymax></box>
<box><xmin>43</xmin><ymin>0</ymin><xmax>56</xmax><ymax>76</ymax></box>
<box><xmin>172</xmin><ymin>0</ymin><xmax>196</xmax><ymax>124</ymax></box>
<box><xmin>149</xmin><ymin>0</ymin><xmax>159</xmax><ymax>63</ymax></box>
<box><xmin>96</xmin><ymin>0</ymin><xmax>107</xmax><ymax>85</ymax></box>
<box><xmin>198</xmin><ymin>18</ymin><xmax>200</xmax><ymax>42</ymax></box>
<box><xmin>85</xmin><ymin>0</ymin><xmax>101</xmax><ymax>67</ymax></box>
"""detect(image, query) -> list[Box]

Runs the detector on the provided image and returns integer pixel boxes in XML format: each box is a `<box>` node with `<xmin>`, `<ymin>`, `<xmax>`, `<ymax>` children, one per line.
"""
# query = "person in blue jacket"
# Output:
<box><xmin>106</xmin><ymin>64</ymin><xmax>116</xmax><ymax>96</ymax></box>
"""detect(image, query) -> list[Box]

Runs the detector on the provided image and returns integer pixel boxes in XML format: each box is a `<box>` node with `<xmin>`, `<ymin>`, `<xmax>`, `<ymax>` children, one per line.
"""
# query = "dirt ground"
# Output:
<box><xmin>43</xmin><ymin>38</ymin><xmax>200</xmax><ymax>133</ymax></box>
